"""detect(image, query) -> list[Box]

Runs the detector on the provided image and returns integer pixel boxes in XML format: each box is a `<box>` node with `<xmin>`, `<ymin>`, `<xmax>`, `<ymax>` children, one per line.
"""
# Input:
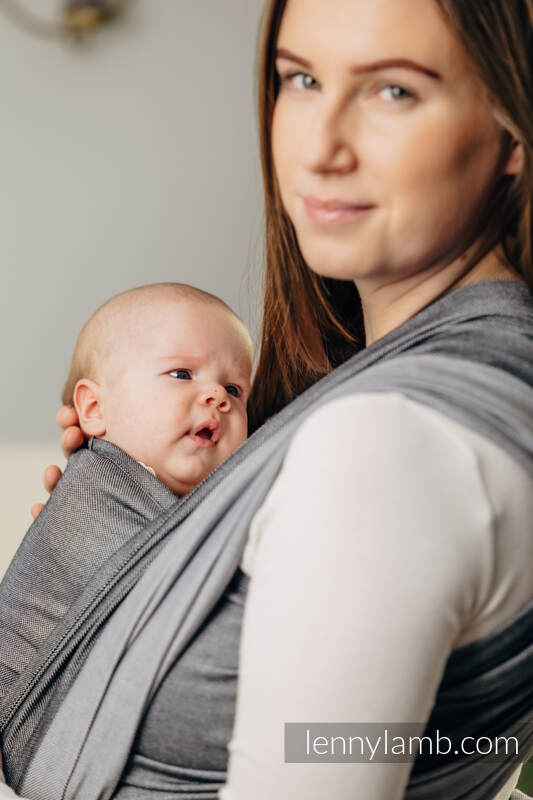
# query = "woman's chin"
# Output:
<box><xmin>302</xmin><ymin>248</ymin><xmax>366</xmax><ymax>283</ymax></box>
<box><xmin>295</xmin><ymin>233</ymin><xmax>366</xmax><ymax>282</ymax></box>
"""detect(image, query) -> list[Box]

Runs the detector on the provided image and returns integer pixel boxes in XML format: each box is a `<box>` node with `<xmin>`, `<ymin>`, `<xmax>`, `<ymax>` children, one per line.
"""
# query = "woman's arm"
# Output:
<box><xmin>222</xmin><ymin>393</ymin><xmax>497</xmax><ymax>800</ymax></box>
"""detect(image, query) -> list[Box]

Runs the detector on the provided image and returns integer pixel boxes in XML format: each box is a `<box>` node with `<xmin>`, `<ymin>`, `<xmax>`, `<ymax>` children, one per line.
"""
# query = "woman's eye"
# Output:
<box><xmin>280</xmin><ymin>72</ymin><xmax>318</xmax><ymax>91</ymax></box>
<box><xmin>169</xmin><ymin>369</ymin><xmax>191</xmax><ymax>380</ymax></box>
<box><xmin>225</xmin><ymin>384</ymin><xmax>240</xmax><ymax>398</ymax></box>
<box><xmin>377</xmin><ymin>84</ymin><xmax>414</xmax><ymax>103</ymax></box>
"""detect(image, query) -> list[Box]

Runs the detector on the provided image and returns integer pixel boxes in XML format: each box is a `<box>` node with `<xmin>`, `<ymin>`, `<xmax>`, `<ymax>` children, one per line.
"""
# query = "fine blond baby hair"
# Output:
<box><xmin>62</xmin><ymin>282</ymin><xmax>247</xmax><ymax>407</ymax></box>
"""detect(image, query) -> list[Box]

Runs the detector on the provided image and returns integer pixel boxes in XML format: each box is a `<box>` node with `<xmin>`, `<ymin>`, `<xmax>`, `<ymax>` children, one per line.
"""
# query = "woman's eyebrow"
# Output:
<box><xmin>275</xmin><ymin>48</ymin><xmax>442</xmax><ymax>80</ymax></box>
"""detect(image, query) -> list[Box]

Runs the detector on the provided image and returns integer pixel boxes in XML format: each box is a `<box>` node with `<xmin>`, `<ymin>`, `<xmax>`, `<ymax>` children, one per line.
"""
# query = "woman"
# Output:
<box><xmin>1</xmin><ymin>0</ymin><xmax>532</xmax><ymax>798</ymax></box>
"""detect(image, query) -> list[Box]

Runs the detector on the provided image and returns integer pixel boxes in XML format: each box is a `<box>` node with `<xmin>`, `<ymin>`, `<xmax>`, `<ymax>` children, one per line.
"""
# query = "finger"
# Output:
<box><xmin>56</xmin><ymin>405</ymin><xmax>79</xmax><ymax>430</ymax></box>
<box><xmin>44</xmin><ymin>464</ymin><xmax>62</xmax><ymax>493</ymax></box>
<box><xmin>31</xmin><ymin>503</ymin><xmax>44</xmax><ymax>519</ymax></box>
<box><xmin>61</xmin><ymin>426</ymin><xmax>84</xmax><ymax>460</ymax></box>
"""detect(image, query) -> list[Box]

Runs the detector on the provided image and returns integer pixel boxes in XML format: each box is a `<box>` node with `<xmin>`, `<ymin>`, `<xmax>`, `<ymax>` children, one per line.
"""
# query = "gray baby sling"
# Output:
<box><xmin>1</xmin><ymin>279</ymin><xmax>533</xmax><ymax>800</ymax></box>
<box><xmin>0</xmin><ymin>440</ymin><xmax>177</xmax><ymax>699</ymax></box>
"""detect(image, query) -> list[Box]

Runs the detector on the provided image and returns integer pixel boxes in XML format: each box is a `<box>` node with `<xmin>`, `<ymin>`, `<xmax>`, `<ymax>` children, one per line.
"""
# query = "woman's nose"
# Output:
<box><xmin>197</xmin><ymin>385</ymin><xmax>231</xmax><ymax>413</ymax></box>
<box><xmin>303</xmin><ymin>101</ymin><xmax>358</xmax><ymax>175</ymax></box>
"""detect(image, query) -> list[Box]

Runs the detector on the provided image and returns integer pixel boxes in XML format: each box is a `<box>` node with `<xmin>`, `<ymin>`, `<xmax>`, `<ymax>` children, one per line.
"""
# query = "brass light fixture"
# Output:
<box><xmin>64</xmin><ymin>0</ymin><xmax>120</xmax><ymax>36</ymax></box>
<box><xmin>0</xmin><ymin>0</ymin><xmax>125</xmax><ymax>40</ymax></box>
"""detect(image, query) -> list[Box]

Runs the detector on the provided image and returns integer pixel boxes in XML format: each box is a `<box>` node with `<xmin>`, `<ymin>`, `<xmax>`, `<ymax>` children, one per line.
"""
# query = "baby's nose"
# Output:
<box><xmin>198</xmin><ymin>385</ymin><xmax>231</xmax><ymax>412</ymax></box>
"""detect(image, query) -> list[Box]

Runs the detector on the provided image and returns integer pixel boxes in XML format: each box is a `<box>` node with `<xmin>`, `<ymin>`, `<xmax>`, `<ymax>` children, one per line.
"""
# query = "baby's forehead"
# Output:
<box><xmin>107</xmin><ymin>295</ymin><xmax>252</xmax><ymax>372</ymax></box>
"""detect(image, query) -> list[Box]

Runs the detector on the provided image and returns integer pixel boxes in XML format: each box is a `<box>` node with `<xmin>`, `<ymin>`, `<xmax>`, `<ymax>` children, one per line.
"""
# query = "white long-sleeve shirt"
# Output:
<box><xmin>2</xmin><ymin>394</ymin><xmax>531</xmax><ymax>800</ymax></box>
<box><xmin>222</xmin><ymin>392</ymin><xmax>533</xmax><ymax>800</ymax></box>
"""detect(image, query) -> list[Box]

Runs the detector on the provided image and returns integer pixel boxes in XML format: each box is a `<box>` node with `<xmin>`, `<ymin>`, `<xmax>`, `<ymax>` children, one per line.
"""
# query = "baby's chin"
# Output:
<box><xmin>154</xmin><ymin>462</ymin><xmax>218</xmax><ymax>497</ymax></box>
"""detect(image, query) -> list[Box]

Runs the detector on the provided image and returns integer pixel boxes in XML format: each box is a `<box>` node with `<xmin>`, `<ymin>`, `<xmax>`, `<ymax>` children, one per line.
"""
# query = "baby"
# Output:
<box><xmin>0</xmin><ymin>282</ymin><xmax>253</xmax><ymax>697</ymax></box>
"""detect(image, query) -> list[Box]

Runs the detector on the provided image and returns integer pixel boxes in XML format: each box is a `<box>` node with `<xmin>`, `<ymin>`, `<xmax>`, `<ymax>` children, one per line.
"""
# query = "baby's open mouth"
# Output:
<box><xmin>189</xmin><ymin>418</ymin><xmax>220</xmax><ymax>447</ymax></box>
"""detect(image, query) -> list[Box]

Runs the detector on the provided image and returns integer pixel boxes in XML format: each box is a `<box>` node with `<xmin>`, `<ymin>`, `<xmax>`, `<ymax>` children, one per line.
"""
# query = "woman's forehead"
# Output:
<box><xmin>277</xmin><ymin>0</ymin><xmax>465</xmax><ymax>80</ymax></box>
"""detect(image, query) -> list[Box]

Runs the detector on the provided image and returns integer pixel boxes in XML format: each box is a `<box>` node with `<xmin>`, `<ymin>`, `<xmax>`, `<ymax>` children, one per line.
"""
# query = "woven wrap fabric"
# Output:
<box><xmin>0</xmin><ymin>440</ymin><xmax>177</xmax><ymax>700</ymax></box>
<box><xmin>1</xmin><ymin>279</ymin><xmax>533</xmax><ymax>800</ymax></box>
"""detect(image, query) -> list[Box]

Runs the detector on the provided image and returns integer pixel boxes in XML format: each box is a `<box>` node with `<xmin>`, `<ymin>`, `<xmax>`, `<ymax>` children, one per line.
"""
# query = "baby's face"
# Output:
<box><xmin>99</xmin><ymin>298</ymin><xmax>252</xmax><ymax>495</ymax></box>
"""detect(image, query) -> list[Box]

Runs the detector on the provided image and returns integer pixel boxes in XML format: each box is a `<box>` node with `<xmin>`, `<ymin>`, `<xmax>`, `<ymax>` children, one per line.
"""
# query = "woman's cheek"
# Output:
<box><xmin>272</xmin><ymin>102</ymin><xmax>300</xmax><ymax>185</ymax></box>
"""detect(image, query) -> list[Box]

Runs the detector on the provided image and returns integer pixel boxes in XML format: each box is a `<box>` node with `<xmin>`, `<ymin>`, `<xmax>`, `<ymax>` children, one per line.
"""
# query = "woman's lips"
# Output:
<box><xmin>303</xmin><ymin>196</ymin><xmax>376</xmax><ymax>226</ymax></box>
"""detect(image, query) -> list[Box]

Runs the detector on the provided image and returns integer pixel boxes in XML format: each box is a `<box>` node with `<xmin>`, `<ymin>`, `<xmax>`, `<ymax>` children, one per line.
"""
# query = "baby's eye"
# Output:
<box><xmin>169</xmin><ymin>369</ymin><xmax>192</xmax><ymax>380</ymax></box>
<box><xmin>225</xmin><ymin>384</ymin><xmax>240</xmax><ymax>398</ymax></box>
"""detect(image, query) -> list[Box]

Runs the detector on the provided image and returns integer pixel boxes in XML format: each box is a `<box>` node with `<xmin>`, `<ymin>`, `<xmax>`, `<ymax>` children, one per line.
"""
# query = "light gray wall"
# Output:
<box><xmin>0</xmin><ymin>0</ymin><xmax>266</xmax><ymax>442</ymax></box>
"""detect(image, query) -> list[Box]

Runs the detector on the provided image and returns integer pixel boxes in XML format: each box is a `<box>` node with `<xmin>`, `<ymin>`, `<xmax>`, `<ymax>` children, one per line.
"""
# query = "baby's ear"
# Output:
<box><xmin>73</xmin><ymin>379</ymin><xmax>106</xmax><ymax>437</ymax></box>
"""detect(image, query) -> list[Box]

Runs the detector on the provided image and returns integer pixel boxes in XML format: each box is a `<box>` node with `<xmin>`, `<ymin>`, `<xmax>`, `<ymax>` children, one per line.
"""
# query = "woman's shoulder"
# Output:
<box><xmin>288</xmin><ymin>390</ymin><xmax>530</xmax><ymax>487</ymax></box>
<box><xmin>243</xmin><ymin>391</ymin><xmax>533</xmax><ymax>642</ymax></box>
<box><xmin>284</xmin><ymin>391</ymin><xmax>500</xmax><ymax>490</ymax></box>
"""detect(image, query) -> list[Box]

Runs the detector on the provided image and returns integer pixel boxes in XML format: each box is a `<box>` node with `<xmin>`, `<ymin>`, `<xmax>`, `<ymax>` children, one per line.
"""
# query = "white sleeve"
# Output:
<box><xmin>222</xmin><ymin>392</ymin><xmax>496</xmax><ymax>800</ymax></box>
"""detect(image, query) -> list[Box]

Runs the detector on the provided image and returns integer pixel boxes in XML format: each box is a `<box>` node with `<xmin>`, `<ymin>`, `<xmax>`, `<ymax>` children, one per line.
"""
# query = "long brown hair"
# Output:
<box><xmin>248</xmin><ymin>0</ymin><xmax>533</xmax><ymax>432</ymax></box>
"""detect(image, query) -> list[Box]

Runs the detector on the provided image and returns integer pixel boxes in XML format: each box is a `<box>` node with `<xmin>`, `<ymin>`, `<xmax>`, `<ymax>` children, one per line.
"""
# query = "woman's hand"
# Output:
<box><xmin>30</xmin><ymin>406</ymin><xmax>84</xmax><ymax>519</ymax></box>
<box><xmin>56</xmin><ymin>405</ymin><xmax>85</xmax><ymax>459</ymax></box>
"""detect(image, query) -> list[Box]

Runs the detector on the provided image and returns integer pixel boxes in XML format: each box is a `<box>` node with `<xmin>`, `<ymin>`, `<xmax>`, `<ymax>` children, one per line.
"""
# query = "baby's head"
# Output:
<box><xmin>62</xmin><ymin>283</ymin><xmax>253</xmax><ymax>495</ymax></box>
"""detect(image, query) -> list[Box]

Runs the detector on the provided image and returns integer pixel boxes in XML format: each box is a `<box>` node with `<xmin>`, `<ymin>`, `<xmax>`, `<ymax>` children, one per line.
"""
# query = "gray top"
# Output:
<box><xmin>119</xmin><ymin>569</ymin><xmax>248</xmax><ymax>799</ymax></box>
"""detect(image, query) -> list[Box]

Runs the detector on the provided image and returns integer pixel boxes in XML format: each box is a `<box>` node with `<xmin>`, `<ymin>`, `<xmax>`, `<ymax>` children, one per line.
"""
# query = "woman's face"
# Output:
<box><xmin>272</xmin><ymin>0</ymin><xmax>517</xmax><ymax>287</ymax></box>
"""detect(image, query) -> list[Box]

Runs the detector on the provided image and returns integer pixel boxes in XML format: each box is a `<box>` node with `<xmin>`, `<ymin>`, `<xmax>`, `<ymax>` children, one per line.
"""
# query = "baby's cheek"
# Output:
<box><xmin>227</xmin><ymin>418</ymin><xmax>248</xmax><ymax>453</ymax></box>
